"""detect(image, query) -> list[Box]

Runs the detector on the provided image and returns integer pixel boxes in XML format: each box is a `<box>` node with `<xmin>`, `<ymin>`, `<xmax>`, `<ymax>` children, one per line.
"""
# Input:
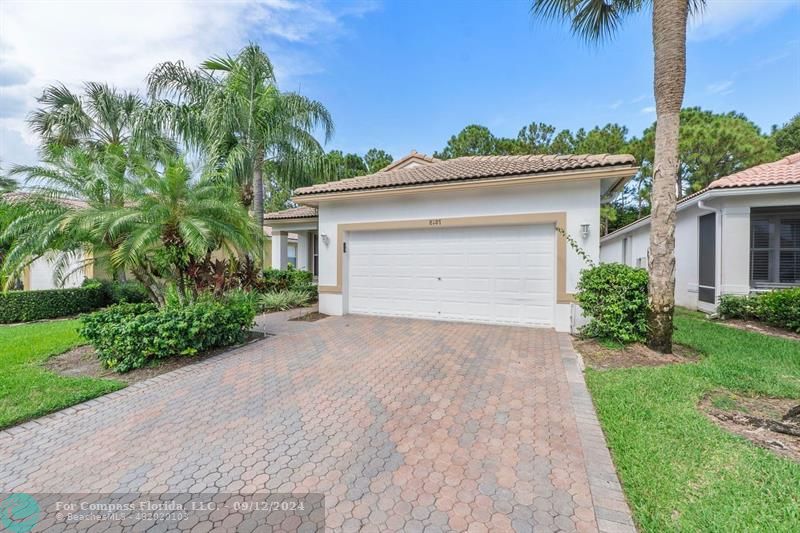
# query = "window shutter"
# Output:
<box><xmin>751</xmin><ymin>250</ymin><xmax>770</xmax><ymax>281</ymax></box>
<box><xmin>780</xmin><ymin>218</ymin><xmax>800</xmax><ymax>248</ymax></box>
<box><xmin>751</xmin><ymin>219</ymin><xmax>770</xmax><ymax>248</ymax></box>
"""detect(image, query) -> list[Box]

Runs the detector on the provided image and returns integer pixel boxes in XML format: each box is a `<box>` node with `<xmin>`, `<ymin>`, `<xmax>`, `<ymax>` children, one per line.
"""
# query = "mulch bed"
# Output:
<box><xmin>43</xmin><ymin>332</ymin><xmax>265</xmax><ymax>385</ymax></box>
<box><xmin>700</xmin><ymin>392</ymin><xmax>800</xmax><ymax>463</ymax></box>
<box><xmin>717</xmin><ymin>319</ymin><xmax>800</xmax><ymax>342</ymax></box>
<box><xmin>573</xmin><ymin>337</ymin><xmax>699</xmax><ymax>370</ymax></box>
<box><xmin>290</xmin><ymin>311</ymin><xmax>329</xmax><ymax>322</ymax></box>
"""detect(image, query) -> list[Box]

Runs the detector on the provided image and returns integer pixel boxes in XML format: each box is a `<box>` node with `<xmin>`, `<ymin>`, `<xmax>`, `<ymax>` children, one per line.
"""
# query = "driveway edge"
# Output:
<box><xmin>558</xmin><ymin>333</ymin><xmax>637</xmax><ymax>533</ymax></box>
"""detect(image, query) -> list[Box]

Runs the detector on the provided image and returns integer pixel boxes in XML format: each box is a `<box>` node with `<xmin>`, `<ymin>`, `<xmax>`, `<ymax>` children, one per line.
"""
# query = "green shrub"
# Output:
<box><xmin>258</xmin><ymin>290</ymin><xmax>312</xmax><ymax>312</ymax></box>
<box><xmin>720</xmin><ymin>288</ymin><xmax>800</xmax><ymax>333</ymax></box>
<box><xmin>576</xmin><ymin>262</ymin><xmax>649</xmax><ymax>343</ymax></box>
<box><xmin>717</xmin><ymin>294</ymin><xmax>759</xmax><ymax>320</ymax></box>
<box><xmin>0</xmin><ymin>285</ymin><xmax>108</xmax><ymax>323</ymax></box>
<box><xmin>84</xmin><ymin>278</ymin><xmax>150</xmax><ymax>304</ymax></box>
<box><xmin>262</xmin><ymin>266</ymin><xmax>313</xmax><ymax>293</ymax></box>
<box><xmin>79</xmin><ymin>295</ymin><xmax>256</xmax><ymax>372</ymax></box>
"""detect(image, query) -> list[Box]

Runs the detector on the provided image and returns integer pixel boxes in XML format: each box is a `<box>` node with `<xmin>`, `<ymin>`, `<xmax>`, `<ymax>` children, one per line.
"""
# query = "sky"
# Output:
<box><xmin>1</xmin><ymin>0</ymin><xmax>798</xmax><ymax>169</ymax></box>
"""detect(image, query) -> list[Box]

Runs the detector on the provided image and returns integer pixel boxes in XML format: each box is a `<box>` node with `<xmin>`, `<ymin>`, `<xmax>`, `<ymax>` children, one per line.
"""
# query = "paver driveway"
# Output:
<box><xmin>0</xmin><ymin>314</ymin><xmax>633</xmax><ymax>532</ymax></box>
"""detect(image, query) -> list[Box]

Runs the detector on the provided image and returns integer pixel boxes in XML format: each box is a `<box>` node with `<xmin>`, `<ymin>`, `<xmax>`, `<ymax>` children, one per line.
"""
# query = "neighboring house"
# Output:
<box><xmin>265</xmin><ymin>151</ymin><xmax>637</xmax><ymax>332</ymax></box>
<box><xmin>2</xmin><ymin>192</ymin><xmax>90</xmax><ymax>290</ymax></box>
<box><xmin>600</xmin><ymin>153</ymin><xmax>800</xmax><ymax>313</ymax></box>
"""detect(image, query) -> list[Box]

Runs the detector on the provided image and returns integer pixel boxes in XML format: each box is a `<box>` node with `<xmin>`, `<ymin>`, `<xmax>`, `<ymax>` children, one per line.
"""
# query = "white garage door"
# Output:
<box><xmin>347</xmin><ymin>224</ymin><xmax>555</xmax><ymax>326</ymax></box>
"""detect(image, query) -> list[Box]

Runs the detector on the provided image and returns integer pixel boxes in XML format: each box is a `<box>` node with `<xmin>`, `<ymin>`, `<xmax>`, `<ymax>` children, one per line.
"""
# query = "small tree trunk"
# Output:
<box><xmin>253</xmin><ymin>151</ymin><xmax>265</xmax><ymax>232</ymax></box>
<box><xmin>647</xmin><ymin>0</ymin><xmax>688</xmax><ymax>354</ymax></box>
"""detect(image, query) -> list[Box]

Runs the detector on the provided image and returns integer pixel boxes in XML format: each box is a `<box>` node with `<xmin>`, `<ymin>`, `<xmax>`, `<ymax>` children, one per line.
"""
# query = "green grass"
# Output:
<box><xmin>0</xmin><ymin>320</ymin><xmax>124</xmax><ymax>429</ymax></box>
<box><xmin>586</xmin><ymin>308</ymin><xmax>800</xmax><ymax>532</ymax></box>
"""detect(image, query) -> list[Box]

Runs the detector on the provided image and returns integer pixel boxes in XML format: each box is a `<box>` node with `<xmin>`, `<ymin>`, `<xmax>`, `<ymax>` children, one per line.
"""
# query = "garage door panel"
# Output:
<box><xmin>347</xmin><ymin>224</ymin><xmax>555</xmax><ymax>326</ymax></box>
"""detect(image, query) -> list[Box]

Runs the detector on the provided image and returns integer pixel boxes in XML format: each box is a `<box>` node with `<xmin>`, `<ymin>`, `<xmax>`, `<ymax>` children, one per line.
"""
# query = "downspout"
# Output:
<box><xmin>697</xmin><ymin>199</ymin><xmax>722</xmax><ymax>308</ymax></box>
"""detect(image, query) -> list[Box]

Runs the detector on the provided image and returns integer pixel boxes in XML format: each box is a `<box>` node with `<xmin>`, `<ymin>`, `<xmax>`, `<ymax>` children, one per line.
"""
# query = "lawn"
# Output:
<box><xmin>0</xmin><ymin>320</ymin><xmax>124</xmax><ymax>429</ymax></box>
<box><xmin>586</xmin><ymin>308</ymin><xmax>800</xmax><ymax>532</ymax></box>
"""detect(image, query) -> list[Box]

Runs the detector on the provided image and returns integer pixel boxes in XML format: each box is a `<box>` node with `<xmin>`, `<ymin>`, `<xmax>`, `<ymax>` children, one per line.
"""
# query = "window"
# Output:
<box><xmin>287</xmin><ymin>243</ymin><xmax>297</xmax><ymax>267</ymax></box>
<box><xmin>750</xmin><ymin>207</ymin><xmax>800</xmax><ymax>287</ymax></box>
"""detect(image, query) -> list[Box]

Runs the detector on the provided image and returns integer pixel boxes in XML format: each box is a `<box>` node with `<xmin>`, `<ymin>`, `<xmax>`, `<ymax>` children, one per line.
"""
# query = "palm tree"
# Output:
<box><xmin>28</xmin><ymin>82</ymin><xmax>168</xmax><ymax>160</ymax></box>
<box><xmin>101</xmin><ymin>155</ymin><xmax>257</xmax><ymax>304</ymax></box>
<box><xmin>147</xmin><ymin>43</ymin><xmax>334</xmax><ymax>232</ymax></box>
<box><xmin>0</xmin><ymin>160</ymin><xmax>16</xmax><ymax>193</ymax></box>
<box><xmin>1</xmin><ymin>146</ymin><xmax>131</xmax><ymax>288</ymax></box>
<box><xmin>531</xmin><ymin>0</ymin><xmax>702</xmax><ymax>353</ymax></box>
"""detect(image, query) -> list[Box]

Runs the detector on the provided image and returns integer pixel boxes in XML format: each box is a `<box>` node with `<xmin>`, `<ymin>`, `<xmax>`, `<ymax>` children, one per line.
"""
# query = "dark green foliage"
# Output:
<box><xmin>262</xmin><ymin>267</ymin><xmax>314</xmax><ymax>294</ymax></box>
<box><xmin>771</xmin><ymin>113</ymin><xmax>800</xmax><ymax>157</ymax></box>
<box><xmin>79</xmin><ymin>294</ymin><xmax>256</xmax><ymax>372</ymax></box>
<box><xmin>576</xmin><ymin>263</ymin><xmax>649</xmax><ymax>343</ymax></box>
<box><xmin>83</xmin><ymin>279</ymin><xmax>149</xmax><ymax>304</ymax></box>
<box><xmin>0</xmin><ymin>285</ymin><xmax>108</xmax><ymax>323</ymax></box>
<box><xmin>718</xmin><ymin>288</ymin><xmax>800</xmax><ymax>333</ymax></box>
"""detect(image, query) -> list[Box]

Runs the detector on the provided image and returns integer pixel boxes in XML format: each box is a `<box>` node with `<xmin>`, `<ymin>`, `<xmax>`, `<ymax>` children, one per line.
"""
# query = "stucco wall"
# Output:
<box><xmin>27</xmin><ymin>252</ymin><xmax>86</xmax><ymax>290</ymax></box>
<box><xmin>316</xmin><ymin>179</ymin><xmax>603</xmax><ymax>332</ymax></box>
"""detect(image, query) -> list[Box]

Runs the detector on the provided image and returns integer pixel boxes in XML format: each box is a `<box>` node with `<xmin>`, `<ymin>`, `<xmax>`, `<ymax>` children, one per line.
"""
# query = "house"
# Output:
<box><xmin>600</xmin><ymin>153</ymin><xmax>800</xmax><ymax>312</ymax></box>
<box><xmin>265</xmin><ymin>151</ymin><xmax>638</xmax><ymax>332</ymax></box>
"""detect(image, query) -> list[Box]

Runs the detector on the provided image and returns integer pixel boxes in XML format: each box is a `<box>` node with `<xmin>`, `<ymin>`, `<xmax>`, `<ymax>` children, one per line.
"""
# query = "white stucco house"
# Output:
<box><xmin>265</xmin><ymin>151</ymin><xmax>638</xmax><ymax>332</ymax></box>
<box><xmin>600</xmin><ymin>153</ymin><xmax>800</xmax><ymax>313</ymax></box>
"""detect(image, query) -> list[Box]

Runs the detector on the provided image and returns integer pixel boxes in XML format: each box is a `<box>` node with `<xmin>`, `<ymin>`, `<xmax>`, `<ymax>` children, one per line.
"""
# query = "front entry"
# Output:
<box><xmin>346</xmin><ymin>224</ymin><xmax>555</xmax><ymax>326</ymax></box>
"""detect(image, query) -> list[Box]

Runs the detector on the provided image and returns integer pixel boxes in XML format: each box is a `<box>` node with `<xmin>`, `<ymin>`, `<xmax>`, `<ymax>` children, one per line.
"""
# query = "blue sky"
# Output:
<box><xmin>303</xmin><ymin>0</ymin><xmax>800</xmax><ymax>157</ymax></box>
<box><xmin>1</xmin><ymin>0</ymin><xmax>798</xmax><ymax>165</ymax></box>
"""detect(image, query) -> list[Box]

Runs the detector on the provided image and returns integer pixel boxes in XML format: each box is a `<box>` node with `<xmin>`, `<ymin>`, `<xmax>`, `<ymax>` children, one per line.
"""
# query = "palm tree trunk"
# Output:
<box><xmin>647</xmin><ymin>0</ymin><xmax>688</xmax><ymax>354</ymax></box>
<box><xmin>253</xmin><ymin>151</ymin><xmax>265</xmax><ymax>231</ymax></box>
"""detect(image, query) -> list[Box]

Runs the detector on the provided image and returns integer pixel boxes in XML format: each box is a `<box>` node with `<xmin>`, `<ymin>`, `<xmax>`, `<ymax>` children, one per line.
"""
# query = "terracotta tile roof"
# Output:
<box><xmin>294</xmin><ymin>153</ymin><xmax>637</xmax><ymax>197</ymax></box>
<box><xmin>2</xmin><ymin>191</ymin><xmax>88</xmax><ymax>209</ymax></box>
<box><xmin>263</xmin><ymin>205</ymin><xmax>318</xmax><ymax>220</ymax></box>
<box><xmin>707</xmin><ymin>152</ymin><xmax>800</xmax><ymax>190</ymax></box>
<box><xmin>379</xmin><ymin>150</ymin><xmax>441</xmax><ymax>172</ymax></box>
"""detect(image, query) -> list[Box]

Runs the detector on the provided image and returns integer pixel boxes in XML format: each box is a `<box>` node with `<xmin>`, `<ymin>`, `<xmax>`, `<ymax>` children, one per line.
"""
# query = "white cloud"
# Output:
<box><xmin>640</xmin><ymin>106</ymin><xmax>656</xmax><ymax>114</ymax></box>
<box><xmin>0</xmin><ymin>0</ymin><xmax>377</xmax><ymax>166</ymax></box>
<box><xmin>706</xmin><ymin>79</ymin><xmax>734</xmax><ymax>95</ymax></box>
<box><xmin>689</xmin><ymin>0</ymin><xmax>796</xmax><ymax>41</ymax></box>
<box><xmin>609</xmin><ymin>99</ymin><xmax>624</xmax><ymax>110</ymax></box>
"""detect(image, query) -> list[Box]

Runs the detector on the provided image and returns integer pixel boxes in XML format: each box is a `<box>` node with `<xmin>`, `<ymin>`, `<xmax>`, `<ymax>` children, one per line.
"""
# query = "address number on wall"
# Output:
<box><xmin>428</xmin><ymin>219</ymin><xmax>442</xmax><ymax>226</ymax></box>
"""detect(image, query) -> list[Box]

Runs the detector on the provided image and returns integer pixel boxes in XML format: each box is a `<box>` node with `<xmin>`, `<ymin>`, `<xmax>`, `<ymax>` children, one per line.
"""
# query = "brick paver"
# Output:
<box><xmin>0</xmin><ymin>314</ymin><xmax>633</xmax><ymax>532</ymax></box>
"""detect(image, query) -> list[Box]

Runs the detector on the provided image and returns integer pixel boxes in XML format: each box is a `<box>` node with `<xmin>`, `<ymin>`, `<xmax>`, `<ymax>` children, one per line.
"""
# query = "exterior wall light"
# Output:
<box><xmin>580</xmin><ymin>224</ymin><xmax>591</xmax><ymax>239</ymax></box>
<box><xmin>320</xmin><ymin>233</ymin><xmax>330</xmax><ymax>246</ymax></box>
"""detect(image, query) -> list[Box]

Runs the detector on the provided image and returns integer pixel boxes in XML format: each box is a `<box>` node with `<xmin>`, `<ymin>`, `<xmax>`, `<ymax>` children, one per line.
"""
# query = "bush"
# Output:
<box><xmin>258</xmin><ymin>290</ymin><xmax>312</xmax><ymax>312</ymax></box>
<box><xmin>0</xmin><ymin>285</ymin><xmax>108</xmax><ymax>323</ymax></box>
<box><xmin>717</xmin><ymin>294</ymin><xmax>759</xmax><ymax>320</ymax></box>
<box><xmin>79</xmin><ymin>294</ymin><xmax>256</xmax><ymax>372</ymax></box>
<box><xmin>83</xmin><ymin>279</ymin><xmax>150</xmax><ymax>304</ymax></box>
<box><xmin>718</xmin><ymin>288</ymin><xmax>800</xmax><ymax>333</ymax></box>
<box><xmin>262</xmin><ymin>266</ymin><xmax>313</xmax><ymax>293</ymax></box>
<box><xmin>576</xmin><ymin>263</ymin><xmax>649</xmax><ymax>343</ymax></box>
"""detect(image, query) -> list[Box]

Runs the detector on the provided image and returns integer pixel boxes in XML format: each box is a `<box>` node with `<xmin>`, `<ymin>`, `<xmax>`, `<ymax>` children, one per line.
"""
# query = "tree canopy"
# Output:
<box><xmin>772</xmin><ymin>113</ymin><xmax>800</xmax><ymax>157</ymax></box>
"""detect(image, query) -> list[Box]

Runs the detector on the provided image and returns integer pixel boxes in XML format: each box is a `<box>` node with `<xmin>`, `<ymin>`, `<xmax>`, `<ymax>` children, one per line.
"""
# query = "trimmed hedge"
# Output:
<box><xmin>79</xmin><ymin>294</ymin><xmax>256</xmax><ymax>372</ymax></box>
<box><xmin>576</xmin><ymin>262</ymin><xmax>650</xmax><ymax>343</ymax></box>
<box><xmin>718</xmin><ymin>288</ymin><xmax>800</xmax><ymax>333</ymax></box>
<box><xmin>0</xmin><ymin>285</ymin><xmax>107</xmax><ymax>323</ymax></box>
